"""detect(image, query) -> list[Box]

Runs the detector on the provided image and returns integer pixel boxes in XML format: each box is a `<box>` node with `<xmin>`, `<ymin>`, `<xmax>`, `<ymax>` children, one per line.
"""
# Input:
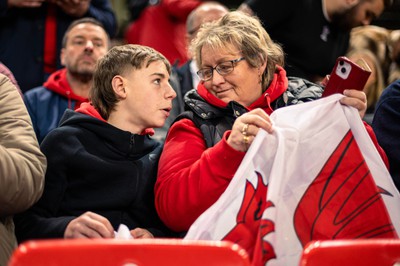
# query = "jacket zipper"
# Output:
<box><xmin>129</xmin><ymin>134</ymin><xmax>135</xmax><ymax>154</ymax></box>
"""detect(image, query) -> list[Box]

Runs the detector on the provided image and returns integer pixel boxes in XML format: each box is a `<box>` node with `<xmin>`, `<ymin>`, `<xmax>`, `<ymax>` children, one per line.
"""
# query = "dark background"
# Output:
<box><xmin>224</xmin><ymin>0</ymin><xmax>400</xmax><ymax>30</ymax></box>
<box><xmin>373</xmin><ymin>0</ymin><xmax>400</xmax><ymax>29</ymax></box>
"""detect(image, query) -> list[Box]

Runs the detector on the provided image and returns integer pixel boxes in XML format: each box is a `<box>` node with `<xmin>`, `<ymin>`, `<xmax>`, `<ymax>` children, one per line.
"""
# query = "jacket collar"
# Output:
<box><xmin>76</xmin><ymin>102</ymin><xmax>155</xmax><ymax>136</ymax></box>
<box><xmin>44</xmin><ymin>68</ymin><xmax>88</xmax><ymax>103</ymax></box>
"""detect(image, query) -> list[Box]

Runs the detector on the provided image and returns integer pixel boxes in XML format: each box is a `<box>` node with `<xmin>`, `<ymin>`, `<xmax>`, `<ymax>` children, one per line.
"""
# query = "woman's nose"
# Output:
<box><xmin>211</xmin><ymin>70</ymin><xmax>226</xmax><ymax>85</ymax></box>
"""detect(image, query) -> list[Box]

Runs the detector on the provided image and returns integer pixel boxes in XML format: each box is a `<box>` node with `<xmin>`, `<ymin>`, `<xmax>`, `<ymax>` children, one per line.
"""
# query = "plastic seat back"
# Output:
<box><xmin>8</xmin><ymin>238</ymin><xmax>251</xmax><ymax>266</ymax></box>
<box><xmin>299</xmin><ymin>239</ymin><xmax>400</xmax><ymax>266</ymax></box>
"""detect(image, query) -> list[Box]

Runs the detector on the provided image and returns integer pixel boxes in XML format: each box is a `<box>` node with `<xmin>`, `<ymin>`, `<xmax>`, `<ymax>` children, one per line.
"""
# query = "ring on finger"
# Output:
<box><xmin>242</xmin><ymin>123</ymin><xmax>249</xmax><ymax>136</ymax></box>
<box><xmin>243</xmin><ymin>135</ymin><xmax>250</xmax><ymax>145</ymax></box>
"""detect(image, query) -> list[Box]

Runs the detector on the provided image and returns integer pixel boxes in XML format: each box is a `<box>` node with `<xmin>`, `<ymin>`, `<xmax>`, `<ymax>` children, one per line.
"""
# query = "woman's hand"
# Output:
<box><xmin>227</xmin><ymin>108</ymin><xmax>273</xmax><ymax>152</ymax></box>
<box><xmin>340</xmin><ymin>89</ymin><xmax>367</xmax><ymax>118</ymax></box>
<box><xmin>64</xmin><ymin>211</ymin><xmax>114</xmax><ymax>239</ymax></box>
<box><xmin>130</xmin><ymin>228</ymin><xmax>154</xmax><ymax>239</ymax></box>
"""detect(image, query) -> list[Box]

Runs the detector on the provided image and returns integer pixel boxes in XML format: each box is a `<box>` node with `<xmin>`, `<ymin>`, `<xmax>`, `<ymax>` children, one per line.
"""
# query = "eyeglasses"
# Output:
<box><xmin>196</xmin><ymin>57</ymin><xmax>245</xmax><ymax>81</ymax></box>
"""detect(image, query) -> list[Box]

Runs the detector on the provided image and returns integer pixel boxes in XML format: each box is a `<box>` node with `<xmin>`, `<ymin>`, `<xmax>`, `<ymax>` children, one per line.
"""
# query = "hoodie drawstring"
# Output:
<box><xmin>66</xmin><ymin>90</ymin><xmax>72</xmax><ymax>109</ymax></box>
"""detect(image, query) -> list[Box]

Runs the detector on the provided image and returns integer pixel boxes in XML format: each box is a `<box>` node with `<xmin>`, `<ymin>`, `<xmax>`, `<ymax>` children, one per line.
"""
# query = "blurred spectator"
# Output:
<box><xmin>153</xmin><ymin>1</ymin><xmax>229</xmax><ymax>142</ymax></box>
<box><xmin>124</xmin><ymin>0</ymin><xmax>202</xmax><ymax>66</ymax></box>
<box><xmin>388</xmin><ymin>30</ymin><xmax>400</xmax><ymax>83</ymax></box>
<box><xmin>348</xmin><ymin>25</ymin><xmax>391</xmax><ymax>82</ymax></box>
<box><xmin>126</xmin><ymin>0</ymin><xmax>150</xmax><ymax>21</ymax></box>
<box><xmin>372</xmin><ymin>79</ymin><xmax>400</xmax><ymax>191</ymax></box>
<box><xmin>0</xmin><ymin>0</ymin><xmax>117</xmax><ymax>93</ymax></box>
<box><xmin>24</xmin><ymin>18</ymin><xmax>110</xmax><ymax>143</ymax></box>
<box><xmin>0</xmin><ymin>73</ymin><xmax>46</xmax><ymax>266</ymax></box>
<box><xmin>177</xmin><ymin>1</ymin><xmax>228</xmax><ymax>94</ymax></box>
<box><xmin>346</xmin><ymin>49</ymin><xmax>385</xmax><ymax>124</ymax></box>
<box><xmin>346</xmin><ymin>25</ymin><xmax>391</xmax><ymax>124</ymax></box>
<box><xmin>0</xmin><ymin>62</ymin><xmax>20</xmax><ymax>93</ymax></box>
<box><xmin>238</xmin><ymin>0</ymin><xmax>393</xmax><ymax>84</ymax></box>
<box><xmin>109</xmin><ymin>0</ymin><xmax>131</xmax><ymax>43</ymax></box>
<box><xmin>372</xmin><ymin>0</ymin><xmax>400</xmax><ymax>29</ymax></box>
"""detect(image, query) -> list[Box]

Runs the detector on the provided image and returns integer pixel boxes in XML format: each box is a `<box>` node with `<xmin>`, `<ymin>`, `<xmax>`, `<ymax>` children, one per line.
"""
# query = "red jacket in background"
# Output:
<box><xmin>125</xmin><ymin>0</ymin><xmax>202</xmax><ymax>66</ymax></box>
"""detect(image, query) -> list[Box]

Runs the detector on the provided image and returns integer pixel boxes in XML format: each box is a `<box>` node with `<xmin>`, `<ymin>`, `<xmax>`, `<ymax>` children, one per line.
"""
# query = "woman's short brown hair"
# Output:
<box><xmin>191</xmin><ymin>11</ymin><xmax>284</xmax><ymax>90</ymax></box>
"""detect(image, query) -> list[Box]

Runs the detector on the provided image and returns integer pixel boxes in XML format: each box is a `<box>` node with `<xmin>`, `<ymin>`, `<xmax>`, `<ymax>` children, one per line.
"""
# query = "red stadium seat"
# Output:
<box><xmin>8</xmin><ymin>238</ymin><xmax>251</xmax><ymax>266</ymax></box>
<box><xmin>299</xmin><ymin>239</ymin><xmax>400</xmax><ymax>266</ymax></box>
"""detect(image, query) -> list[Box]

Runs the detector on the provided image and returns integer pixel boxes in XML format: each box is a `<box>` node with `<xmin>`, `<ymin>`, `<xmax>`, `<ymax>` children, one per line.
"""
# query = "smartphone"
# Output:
<box><xmin>322</xmin><ymin>56</ymin><xmax>372</xmax><ymax>97</ymax></box>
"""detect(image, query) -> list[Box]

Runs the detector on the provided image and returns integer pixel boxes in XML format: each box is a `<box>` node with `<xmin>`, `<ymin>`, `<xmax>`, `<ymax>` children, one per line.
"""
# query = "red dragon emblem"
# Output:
<box><xmin>294</xmin><ymin>130</ymin><xmax>397</xmax><ymax>246</ymax></box>
<box><xmin>222</xmin><ymin>172</ymin><xmax>276</xmax><ymax>266</ymax></box>
<box><xmin>220</xmin><ymin>130</ymin><xmax>396</xmax><ymax>266</ymax></box>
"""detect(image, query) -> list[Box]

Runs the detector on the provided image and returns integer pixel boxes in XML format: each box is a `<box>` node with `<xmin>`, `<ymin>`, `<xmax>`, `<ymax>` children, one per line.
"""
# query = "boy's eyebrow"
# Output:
<box><xmin>151</xmin><ymin>73</ymin><xmax>167</xmax><ymax>79</ymax></box>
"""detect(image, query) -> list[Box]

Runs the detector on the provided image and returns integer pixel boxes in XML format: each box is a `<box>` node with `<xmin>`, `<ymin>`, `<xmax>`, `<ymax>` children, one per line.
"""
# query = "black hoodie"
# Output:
<box><xmin>15</xmin><ymin>108</ymin><xmax>173</xmax><ymax>241</ymax></box>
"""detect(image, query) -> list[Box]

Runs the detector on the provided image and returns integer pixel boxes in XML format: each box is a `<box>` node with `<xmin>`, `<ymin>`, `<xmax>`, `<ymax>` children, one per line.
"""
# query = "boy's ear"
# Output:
<box><xmin>112</xmin><ymin>75</ymin><xmax>127</xmax><ymax>99</ymax></box>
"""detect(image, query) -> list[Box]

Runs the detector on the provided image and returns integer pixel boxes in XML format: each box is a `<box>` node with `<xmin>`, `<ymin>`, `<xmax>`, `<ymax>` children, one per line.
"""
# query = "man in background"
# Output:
<box><xmin>24</xmin><ymin>17</ymin><xmax>110</xmax><ymax>143</ymax></box>
<box><xmin>0</xmin><ymin>0</ymin><xmax>116</xmax><ymax>93</ymax></box>
<box><xmin>238</xmin><ymin>0</ymin><xmax>393</xmax><ymax>83</ymax></box>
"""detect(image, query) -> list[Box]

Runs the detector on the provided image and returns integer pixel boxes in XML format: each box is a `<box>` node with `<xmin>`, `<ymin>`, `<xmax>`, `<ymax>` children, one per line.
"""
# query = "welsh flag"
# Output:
<box><xmin>184</xmin><ymin>94</ymin><xmax>400</xmax><ymax>266</ymax></box>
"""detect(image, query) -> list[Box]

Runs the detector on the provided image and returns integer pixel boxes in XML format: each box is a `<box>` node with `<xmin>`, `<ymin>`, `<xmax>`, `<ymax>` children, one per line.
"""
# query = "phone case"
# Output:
<box><xmin>322</xmin><ymin>56</ymin><xmax>372</xmax><ymax>97</ymax></box>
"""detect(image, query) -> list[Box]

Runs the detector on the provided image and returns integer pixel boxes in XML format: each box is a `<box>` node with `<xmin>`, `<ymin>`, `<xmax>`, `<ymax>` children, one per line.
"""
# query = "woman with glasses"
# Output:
<box><xmin>154</xmin><ymin>11</ymin><xmax>384</xmax><ymax>234</ymax></box>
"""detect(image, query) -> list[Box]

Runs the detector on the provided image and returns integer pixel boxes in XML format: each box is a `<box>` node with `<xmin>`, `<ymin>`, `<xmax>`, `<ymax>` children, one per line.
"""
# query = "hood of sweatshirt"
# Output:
<box><xmin>44</xmin><ymin>68</ymin><xmax>88</xmax><ymax>109</ymax></box>
<box><xmin>58</xmin><ymin>107</ymin><xmax>159</xmax><ymax>160</ymax></box>
<box><xmin>76</xmin><ymin>102</ymin><xmax>155</xmax><ymax>136</ymax></box>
